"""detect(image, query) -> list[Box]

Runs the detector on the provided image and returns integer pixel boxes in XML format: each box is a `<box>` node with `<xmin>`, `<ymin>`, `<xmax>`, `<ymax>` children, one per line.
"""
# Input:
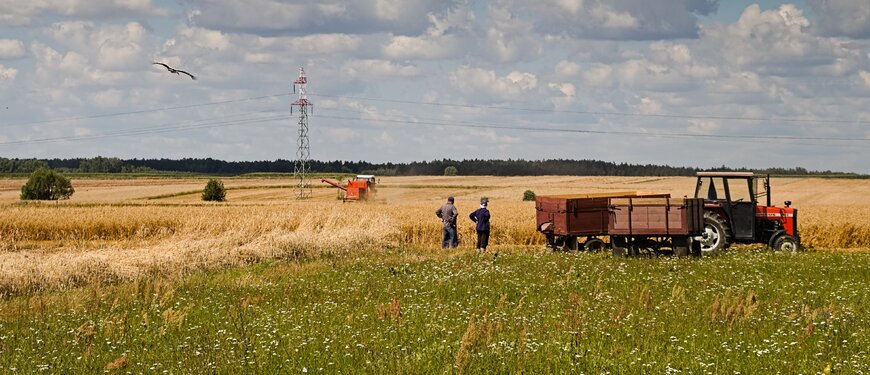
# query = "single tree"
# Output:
<box><xmin>444</xmin><ymin>166</ymin><xmax>458</xmax><ymax>176</ymax></box>
<box><xmin>20</xmin><ymin>167</ymin><xmax>75</xmax><ymax>200</ymax></box>
<box><xmin>523</xmin><ymin>190</ymin><xmax>536</xmax><ymax>201</ymax></box>
<box><xmin>202</xmin><ymin>179</ymin><xmax>227</xmax><ymax>201</ymax></box>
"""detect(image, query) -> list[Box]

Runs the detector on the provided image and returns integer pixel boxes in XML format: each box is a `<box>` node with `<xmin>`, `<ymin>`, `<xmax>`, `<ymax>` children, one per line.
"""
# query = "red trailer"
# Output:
<box><xmin>536</xmin><ymin>192</ymin><xmax>705</xmax><ymax>256</ymax></box>
<box><xmin>608</xmin><ymin>197</ymin><xmax>705</xmax><ymax>256</ymax></box>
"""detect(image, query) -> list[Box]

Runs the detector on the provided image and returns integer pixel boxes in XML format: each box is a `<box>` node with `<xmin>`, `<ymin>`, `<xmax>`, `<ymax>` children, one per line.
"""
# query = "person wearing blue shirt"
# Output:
<box><xmin>469</xmin><ymin>199</ymin><xmax>491</xmax><ymax>253</ymax></box>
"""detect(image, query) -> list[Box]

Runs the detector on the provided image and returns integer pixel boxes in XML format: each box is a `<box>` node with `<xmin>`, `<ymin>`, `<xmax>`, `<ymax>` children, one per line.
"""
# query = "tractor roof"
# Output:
<box><xmin>696</xmin><ymin>171</ymin><xmax>754</xmax><ymax>177</ymax></box>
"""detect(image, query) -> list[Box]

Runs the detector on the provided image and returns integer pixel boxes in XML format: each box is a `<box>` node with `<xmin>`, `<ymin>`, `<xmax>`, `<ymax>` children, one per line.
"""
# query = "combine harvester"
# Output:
<box><xmin>535</xmin><ymin>172</ymin><xmax>800</xmax><ymax>256</ymax></box>
<box><xmin>320</xmin><ymin>175</ymin><xmax>377</xmax><ymax>202</ymax></box>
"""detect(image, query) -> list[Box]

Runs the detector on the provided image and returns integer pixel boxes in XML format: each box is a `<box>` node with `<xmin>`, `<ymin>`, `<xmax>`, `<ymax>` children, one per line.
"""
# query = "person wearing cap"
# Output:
<box><xmin>435</xmin><ymin>196</ymin><xmax>459</xmax><ymax>249</ymax></box>
<box><xmin>469</xmin><ymin>199</ymin><xmax>491</xmax><ymax>253</ymax></box>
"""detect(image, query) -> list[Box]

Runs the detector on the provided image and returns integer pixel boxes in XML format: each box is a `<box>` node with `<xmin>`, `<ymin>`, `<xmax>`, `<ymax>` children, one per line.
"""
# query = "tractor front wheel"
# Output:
<box><xmin>698</xmin><ymin>211</ymin><xmax>731</xmax><ymax>253</ymax></box>
<box><xmin>773</xmin><ymin>234</ymin><xmax>800</xmax><ymax>253</ymax></box>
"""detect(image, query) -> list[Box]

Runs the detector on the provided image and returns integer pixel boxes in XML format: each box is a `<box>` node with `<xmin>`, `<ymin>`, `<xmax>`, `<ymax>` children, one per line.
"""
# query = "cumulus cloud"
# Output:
<box><xmin>382</xmin><ymin>35</ymin><xmax>460</xmax><ymax>60</ymax></box>
<box><xmin>808</xmin><ymin>0</ymin><xmax>870</xmax><ymax>38</ymax></box>
<box><xmin>554</xmin><ymin>60</ymin><xmax>581</xmax><ymax>78</ymax></box>
<box><xmin>188</xmin><ymin>0</ymin><xmax>461</xmax><ymax>36</ymax></box>
<box><xmin>0</xmin><ymin>39</ymin><xmax>26</xmax><ymax>59</ymax></box>
<box><xmin>482</xmin><ymin>4</ymin><xmax>542</xmax><ymax>62</ymax></box>
<box><xmin>860</xmin><ymin>71</ymin><xmax>870</xmax><ymax>87</ymax></box>
<box><xmin>0</xmin><ymin>64</ymin><xmax>17</xmax><ymax>84</ymax></box>
<box><xmin>494</xmin><ymin>0</ymin><xmax>718</xmax><ymax>40</ymax></box>
<box><xmin>341</xmin><ymin>60</ymin><xmax>421</xmax><ymax>79</ymax></box>
<box><xmin>44</xmin><ymin>21</ymin><xmax>154</xmax><ymax>71</ymax></box>
<box><xmin>700</xmin><ymin>4</ymin><xmax>845</xmax><ymax>74</ymax></box>
<box><xmin>3</xmin><ymin>1</ymin><xmax>870</xmax><ymax>172</ymax></box>
<box><xmin>0</xmin><ymin>0</ymin><xmax>168</xmax><ymax>26</ymax></box>
<box><xmin>450</xmin><ymin>66</ymin><xmax>537</xmax><ymax>101</ymax></box>
<box><xmin>381</xmin><ymin>2</ymin><xmax>473</xmax><ymax>60</ymax></box>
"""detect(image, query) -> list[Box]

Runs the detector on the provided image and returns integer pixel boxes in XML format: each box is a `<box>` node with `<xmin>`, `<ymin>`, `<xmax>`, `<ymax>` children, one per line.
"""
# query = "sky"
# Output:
<box><xmin>1</xmin><ymin>0</ymin><xmax>869</xmax><ymax>172</ymax></box>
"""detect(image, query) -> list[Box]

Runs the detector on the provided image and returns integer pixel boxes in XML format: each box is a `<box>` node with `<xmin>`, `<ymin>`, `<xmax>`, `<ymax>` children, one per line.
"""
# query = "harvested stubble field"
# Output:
<box><xmin>1</xmin><ymin>175</ymin><xmax>869</xmax><ymax>372</ymax></box>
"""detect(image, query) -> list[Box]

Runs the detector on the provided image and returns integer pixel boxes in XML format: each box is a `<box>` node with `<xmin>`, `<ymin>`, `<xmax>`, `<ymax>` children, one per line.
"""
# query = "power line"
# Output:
<box><xmin>0</xmin><ymin>112</ymin><xmax>291</xmax><ymax>146</ymax></box>
<box><xmin>313</xmin><ymin>111</ymin><xmax>870</xmax><ymax>147</ymax></box>
<box><xmin>3</xmin><ymin>99</ymin><xmax>868</xmax><ymax>148</ymax></box>
<box><xmin>1</xmin><ymin>92</ymin><xmax>294</xmax><ymax>128</ymax></box>
<box><xmin>311</xmin><ymin>93</ymin><xmax>870</xmax><ymax>127</ymax></box>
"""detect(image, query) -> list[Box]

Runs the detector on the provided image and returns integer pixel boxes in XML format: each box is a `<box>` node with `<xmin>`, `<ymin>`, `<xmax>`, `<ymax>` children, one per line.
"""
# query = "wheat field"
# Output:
<box><xmin>1</xmin><ymin>175</ymin><xmax>868</xmax><ymax>294</ymax></box>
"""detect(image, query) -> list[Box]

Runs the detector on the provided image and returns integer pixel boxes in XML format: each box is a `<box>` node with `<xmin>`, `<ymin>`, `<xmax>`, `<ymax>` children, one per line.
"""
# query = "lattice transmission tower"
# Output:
<box><xmin>291</xmin><ymin>67</ymin><xmax>313</xmax><ymax>199</ymax></box>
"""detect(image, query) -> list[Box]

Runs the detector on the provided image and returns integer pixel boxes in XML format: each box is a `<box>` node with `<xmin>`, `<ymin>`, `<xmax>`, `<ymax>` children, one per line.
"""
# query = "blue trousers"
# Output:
<box><xmin>442</xmin><ymin>225</ymin><xmax>458</xmax><ymax>248</ymax></box>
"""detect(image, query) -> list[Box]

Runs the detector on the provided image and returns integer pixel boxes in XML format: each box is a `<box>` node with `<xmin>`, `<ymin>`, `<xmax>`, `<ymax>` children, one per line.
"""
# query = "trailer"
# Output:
<box><xmin>536</xmin><ymin>192</ymin><xmax>704</xmax><ymax>256</ymax></box>
<box><xmin>608</xmin><ymin>197</ymin><xmax>705</xmax><ymax>257</ymax></box>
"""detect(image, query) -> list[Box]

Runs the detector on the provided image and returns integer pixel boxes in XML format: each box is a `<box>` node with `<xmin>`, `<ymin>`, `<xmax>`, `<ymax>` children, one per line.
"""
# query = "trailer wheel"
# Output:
<box><xmin>583</xmin><ymin>238</ymin><xmax>606</xmax><ymax>253</ymax></box>
<box><xmin>611</xmin><ymin>236</ymin><xmax>628</xmax><ymax>257</ymax></box>
<box><xmin>773</xmin><ymin>234</ymin><xmax>800</xmax><ymax>253</ymax></box>
<box><xmin>698</xmin><ymin>212</ymin><xmax>731</xmax><ymax>253</ymax></box>
<box><xmin>672</xmin><ymin>236</ymin><xmax>690</xmax><ymax>257</ymax></box>
<box><xmin>690</xmin><ymin>237</ymin><xmax>702</xmax><ymax>257</ymax></box>
<box><xmin>563</xmin><ymin>236</ymin><xmax>578</xmax><ymax>251</ymax></box>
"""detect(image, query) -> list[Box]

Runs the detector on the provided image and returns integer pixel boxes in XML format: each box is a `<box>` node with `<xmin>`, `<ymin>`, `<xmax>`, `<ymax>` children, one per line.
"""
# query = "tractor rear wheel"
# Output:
<box><xmin>773</xmin><ymin>234</ymin><xmax>800</xmax><ymax>253</ymax></box>
<box><xmin>698</xmin><ymin>211</ymin><xmax>731</xmax><ymax>253</ymax></box>
<box><xmin>583</xmin><ymin>238</ymin><xmax>606</xmax><ymax>252</ymax></box>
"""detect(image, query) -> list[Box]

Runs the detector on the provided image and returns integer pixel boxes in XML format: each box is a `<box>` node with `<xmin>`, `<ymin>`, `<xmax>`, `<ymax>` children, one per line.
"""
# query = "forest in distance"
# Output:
<box><xmin>0</xmin><ymin>156</ymin><xmax>862</xmax><ymax>177</ymax></box>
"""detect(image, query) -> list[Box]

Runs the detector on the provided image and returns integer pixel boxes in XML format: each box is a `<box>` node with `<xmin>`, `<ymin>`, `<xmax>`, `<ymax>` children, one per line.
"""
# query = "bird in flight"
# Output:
<box><xmin>152</xmin><ymin>62</ymin><xmax>197</xmax><ymax>80</ymax></box>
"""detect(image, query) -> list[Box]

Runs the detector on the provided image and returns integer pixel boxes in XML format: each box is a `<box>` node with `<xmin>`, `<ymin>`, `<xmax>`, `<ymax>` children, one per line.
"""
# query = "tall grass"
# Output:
<box><xmin>0</xmin><ymin>251</ymin><xmax>867</xmax><ymax>373</ymax></box>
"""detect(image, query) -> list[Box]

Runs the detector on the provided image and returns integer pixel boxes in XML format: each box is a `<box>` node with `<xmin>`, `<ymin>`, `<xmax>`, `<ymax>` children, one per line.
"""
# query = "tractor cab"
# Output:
<box><xmin>693</xmin><ymin>172</ymin><xmax>799</xmax><ymax>252</ymax></box>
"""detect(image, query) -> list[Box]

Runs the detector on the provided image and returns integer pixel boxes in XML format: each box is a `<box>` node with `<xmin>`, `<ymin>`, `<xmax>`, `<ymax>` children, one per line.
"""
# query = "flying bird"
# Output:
<box><xmin>152</xmin><ymin>62</ymin><xmax>197</xmax><ymax>80</ymax></box>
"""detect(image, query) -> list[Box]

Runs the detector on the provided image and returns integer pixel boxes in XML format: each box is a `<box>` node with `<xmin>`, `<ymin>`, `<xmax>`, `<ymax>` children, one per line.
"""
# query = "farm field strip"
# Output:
<box><xmin>2</xmin><ymin>176</ymin><xmax>870</xmax><ymax>295</ymax></box>
<box><xmin>0</xmin><ymin>251</ymin><xmax>867</xmax><ymax>373</ymax></box>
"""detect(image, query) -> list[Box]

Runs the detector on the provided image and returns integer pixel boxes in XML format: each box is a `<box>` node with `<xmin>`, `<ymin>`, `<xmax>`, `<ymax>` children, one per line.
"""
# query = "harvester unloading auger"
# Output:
<box><xmin>320</xmin><ymin>175</ymin><xmax>377</xmax><ymax>202</ymax></box>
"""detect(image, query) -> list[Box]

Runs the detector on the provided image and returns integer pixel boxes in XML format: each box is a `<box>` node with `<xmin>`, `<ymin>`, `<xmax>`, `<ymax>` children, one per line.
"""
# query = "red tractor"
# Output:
<box><xmin>694</xmin><ymin>172</ymin><xmax>800</xmax><ymax>253</ymax></box>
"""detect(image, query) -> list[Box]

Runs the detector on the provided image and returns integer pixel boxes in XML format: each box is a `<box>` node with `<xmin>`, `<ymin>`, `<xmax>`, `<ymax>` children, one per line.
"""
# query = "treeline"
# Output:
<box><xmin>0</xmin><ymin>156</ymin><xmax>857</xmax><ymax>177</ymax></box>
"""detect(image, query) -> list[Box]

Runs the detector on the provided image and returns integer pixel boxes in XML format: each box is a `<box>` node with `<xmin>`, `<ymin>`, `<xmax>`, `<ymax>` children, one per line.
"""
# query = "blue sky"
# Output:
<box><xmin>1</xmin><ymin>0</ymin><xmax>869</xmax><ymax>172</ymax></box>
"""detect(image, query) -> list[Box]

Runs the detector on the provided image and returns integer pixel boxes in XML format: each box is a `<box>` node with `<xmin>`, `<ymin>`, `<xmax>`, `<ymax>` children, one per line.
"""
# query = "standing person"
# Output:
<box><xmin>435</xmin><ymin>196</ymin><xmax>459</xmax><ymax>249</ymax></box>
<box><xmin>469</xmin><ymin>199</ymin><xmax>491</xmax><ymax>253</ymax></box>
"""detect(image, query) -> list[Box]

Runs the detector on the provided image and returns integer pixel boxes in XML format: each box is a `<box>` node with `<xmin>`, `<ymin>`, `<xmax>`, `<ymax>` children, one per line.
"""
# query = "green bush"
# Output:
<box><xmin>444</xmin><ymin>166</ymin><xmax>458</xmax><ymax>176</ymax></box>
<box><xmin>20</xmin><ymin>167</ymin><xmax>74</xmax><ymax>200</ymax></box>
<box><xmin>202</xmin><ymin>179</ymin><xmax>227</xmax><ymax>202</ymax></box>
<box><xmin>522</xmin><ymin>190</ymin><xmax>536</xmax><ymax>201</ymax></box>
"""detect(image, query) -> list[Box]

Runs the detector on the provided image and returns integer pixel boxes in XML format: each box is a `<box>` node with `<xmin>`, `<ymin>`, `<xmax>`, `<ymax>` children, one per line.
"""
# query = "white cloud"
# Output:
<box><xmin>582</xmin><ymin>63</ymin><xmax>614</xmax><ymax>87</ymax></box>
<box><xmin>381</xmin><ymin>2</ymin><xmax>473</xmax><ymax>60</ymax></box>
<box><xmin>188</xmin><ymin>0</ymin><xmax>459</xmax><ymax>36</ymax></box>
<box><xmin>483</xmin><ymin>4</ymin><xmax>541</xmax><ymax>62</ymax></box>
<box><xmin>860</xmin><ymin>71</ymin><xmax>870</xmax><ymax>87</ymax></box>
<box><xmin>450</xmin><ymin>66</ymin><xmax>537</xmax><ymax>101</ymax></box>
<box><xmin>493</xmin><ymin>0</ymin><xmax>717</xmax><ymax>40</ymax></box>
<box><xmin>382</xmin><ymin>35</ymin><xmax>459</xmax><ymax>60</ymax></box>
<box><xmin>44</xmin><ymin>21</ymin><xmax>153</xmax><ymax>71</ymax></box>
<box><xmin>3</xmin><ymin>1</ymin><xmax>870</xmax><ymax>172</ymax></box>
<box><xmin>0</xmin><ymin>0</ymin><xmax>168</xmax><ymax>26</ymax></box>
<box><xmin>590</xmin><ymin>3</ymin><xmax>638</xmax><ymax>29</ymax></box>
<box><xmin>808</xmin><ymin>0</ymin><xmax>870</xmax><ymax>38</ymax></box>
<box><xmin>555</xmin><ymin>60</ymin><xmax>581</xmax><ymax>78</ymax></box>
<box><xmin>242</xmin><ymin>34</ymin><xmax>364</xmax><ymax>64</ymax></box>
<box><xmin>0</xmin><ymin>39</ymin><xmax>26</xmax><ymax>59</ymax></box>
<box><xmin>701</xmin><ymin>4</ymin><xmax>842</xmax><ymax>73</ymax></box>
<box><xmin>341</xmin><ymin>60</ymin><xmax>421</xmax><ymax>79</ymax></box>
<box><xmin>0</xmin><ymin>64</ymin><xmax>17</xmax><ymax>86</ymax></box>
<box><xmin>548</xmin><ymin>82</ymin><xmax>576</xmax><ymax>97</ymax></box>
